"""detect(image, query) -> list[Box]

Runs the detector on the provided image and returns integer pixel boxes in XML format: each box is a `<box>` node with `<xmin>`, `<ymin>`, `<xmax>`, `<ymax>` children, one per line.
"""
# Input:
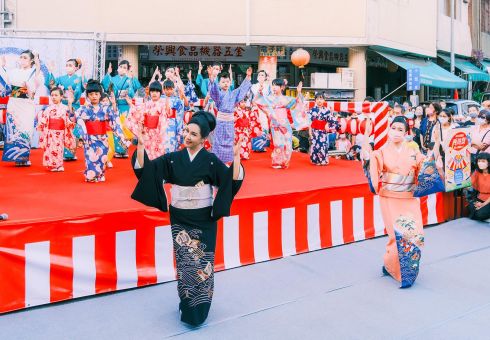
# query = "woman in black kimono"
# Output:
<box><xmin>131</xmin><ymin>110</ymin><xmax>244</xmax><ymax>326</ymax></box>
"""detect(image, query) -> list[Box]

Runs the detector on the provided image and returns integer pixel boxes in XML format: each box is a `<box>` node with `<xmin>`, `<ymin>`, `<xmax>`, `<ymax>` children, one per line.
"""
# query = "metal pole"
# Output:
<box><xmin>450</xmin><ymin>0</ymin><xmax>455</xmax><ymax>74</ymax></box>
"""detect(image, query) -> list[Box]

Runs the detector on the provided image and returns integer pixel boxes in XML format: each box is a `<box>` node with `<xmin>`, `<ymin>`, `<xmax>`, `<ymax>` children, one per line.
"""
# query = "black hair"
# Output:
<box><xmin>100</xmin><ymin>93</ymin><xmax>109</xmax><ymax>101</ymax></box>
<box><xmin>475</xmin><ymin>152</ymin><xmax>490</xmax><ymax>173</ymax></box>
<box><xmin>430</xmin><ymin>102</ymin><xmax>443</xmax><ymax>115</ymax></box>
<box><xmin>390</xmin><ymin>115</ymin><xmax>409</xmax><ymax>131</ymax></box>
<box><xmin>21</xmin><ymin>50</ymin><xmax>35</xmax><ymax>66</ymax></box>
<box><xmin>149</xmin><ymin>81</ymin><xmax>163</xmax><ymax>93</ymax></box>
<box><xmin>480</xmin><ymin>109</ymin><xmax>490</xmax><ymax>123</ymax></box>
<box><xmin>50</xmin><ymin>87</ymin><xmax>64</xmax><ymax>96</ymax></box>
<box><xmin>212</xmin><ymin>61</ymin><xmax>223</xmax><ymax>68</ymax></box>
<box><xmin>394</xmin><ymin>104</ymin><xmax>406</xmax><ymax>114</ymax></box>
<box><xmin>257</xmin><ymin>69</ymin><xmax>268</xmax><ymax>77</ymax></box>
<box><xmin>67</xmin><ymin>58</ymin><xmax>81</xmax><ymax>69</ymax></box>
<box><xmin>272</xmin><ymin>78</ymin><xmax>285</xmax><ymax>87</ymax></box>
<box><xmin>188</xmin><ymin>110</ymin><xmax>216</xmax><ymax>138</ymax></box>
<box><xmin>85</xmin><ymin>79</ymin><xmax>103</xmax><ymax>94</ymax></box>
<box><xmin>118</xmin><ymin>60</ymin><xmax>130</xmax><ymax>68</ymax></box>
<box><xmin>163</xmin><ymin>80</ymin><xmax>175</xmax><ymax>89</ymax></box>
<box><xmin>467</xmin><ymin>104</ymin><xmax>479</xmax><ymax>111</ymax></box>
<box><xmin>166</xmin><ymin>65</ymin><xmax>175</xmax><ymax>72</ymax></box>
<box><xmin>314</xmin><ymin>92</ymin><xmax>325</xmax><ymax>100</ymax></box>
<box><xmin>218</xmin><ymin>72</ymin><xmax>230</xmax><ymax>80</ymax></box>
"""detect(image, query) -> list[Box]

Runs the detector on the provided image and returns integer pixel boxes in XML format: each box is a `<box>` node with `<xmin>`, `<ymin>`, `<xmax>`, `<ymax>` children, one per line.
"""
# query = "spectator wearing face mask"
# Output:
<box><xmin>463</xmin><ymin>105</ymin><xmax>480</xmax><ymax>127</ymax></box>
<box><xmin>420</xmin><ymin>102</ymin><xmax>442</xmax><ymax>153</ymax></box>
<box><xmin>468</xmin><ymin>152</ymin><xmax>490</xmax><ymax>221</ymax></box>
<box><xmin>469</xmin><ymin>110</ymin><xmax>490</xmax><ymax>169</ymax></box>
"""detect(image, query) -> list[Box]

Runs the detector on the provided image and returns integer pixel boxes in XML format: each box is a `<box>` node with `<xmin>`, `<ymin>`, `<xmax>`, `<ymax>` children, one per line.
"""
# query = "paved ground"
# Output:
<box><xmin>1</xmin><ymin>218</ymin><xmax>489</xmax><ymax>340</ymax></box>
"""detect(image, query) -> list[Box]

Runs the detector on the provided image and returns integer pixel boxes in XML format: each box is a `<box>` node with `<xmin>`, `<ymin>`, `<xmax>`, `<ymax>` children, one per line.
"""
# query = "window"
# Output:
<box><xmin>483</xmin><ymin>0</ymin><xmax>490</xmax><ymax>33</ymax></box>
<box><xmin>444</xmin><ymin>0</ymin><xmax>461</xmax><ymax>20</ymax></box>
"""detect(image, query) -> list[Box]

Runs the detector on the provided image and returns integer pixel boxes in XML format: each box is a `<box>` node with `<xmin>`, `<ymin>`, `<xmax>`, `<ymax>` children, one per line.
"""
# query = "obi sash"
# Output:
<box><xmin>235</xmin><ymin>117</ymin><xmax>250</xmax><ymax>128</ymax></box>
<box><xmin>166</xmin><ymin>108</ymin><xmax>177</xmax><ymax>119</ymax></box>
<box><xmin>170</xmin><ymin>184</ymin><xmax>213</xmax><ymax>209</ymax></box>
<box><xmin>48</xmin><ymin>118</ymin><xmax>65</xmax><ymax>130</ymax></box>
<box><xmin>144</xmin><ymin>114</ymin><xmax>160</xmax><ymax>129</ymax></box>
<box><xmin>86</xmin><ymin>121</ymin><xmax>107</xmax><ymax>135</ymax></box>
<box><xmin>10</xmin><ymin>86</ymin><xmax>29</xmax><ymax>99</ymax></box>
<box><xmin>381</xmin><ymin>172</ymin><xmax>415</xmax><ymax>192</ymax></box>
<box><xmin>217</xmin><ymin>112</ymin><xmax>234</xmax><ymax>122</ymax></box>
<box><xmin>105</xmin><ymin>121</ymin><xmax>112</xmax><ymax>132</ymax></box>
<box><xmin>311</xmin><ymin>120</ymin><xmax>327</xmax><ymax>130</ymax></box>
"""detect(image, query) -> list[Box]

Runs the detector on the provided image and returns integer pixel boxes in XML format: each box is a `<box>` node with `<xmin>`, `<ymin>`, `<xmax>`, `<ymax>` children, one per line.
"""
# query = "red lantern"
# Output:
<box><xmin>338</xmin><ymin>117</ymin><xmax>348</xmax><ymax>134</ymax></box>
<box><xmin>291</xmin><ymin>48</ymin><xmax>310</xmax><ymax>69</ymax></box>
<box><xmin>359</xmin><ymin>119</ymin><xmax>374</xmax><ymax>136</ymax></box>
<box><xmin>347</xmin><ymin>118</ymin><xmax>359</xmax><ymax>135</ymax></box>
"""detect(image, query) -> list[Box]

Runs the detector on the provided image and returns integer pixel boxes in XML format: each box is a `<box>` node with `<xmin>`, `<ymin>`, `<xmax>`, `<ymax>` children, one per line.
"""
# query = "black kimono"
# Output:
<box><xmin>131</xmin><ymin>147</ymin><xmax>243</xmax><ymax>326</ymax></box>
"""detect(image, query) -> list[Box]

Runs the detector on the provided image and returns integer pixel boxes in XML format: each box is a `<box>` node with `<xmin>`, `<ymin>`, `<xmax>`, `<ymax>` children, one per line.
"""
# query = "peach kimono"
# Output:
<box><xmin>370</xmin><ymin>142</ymin><xmax>426</xmax><ymax>288</ymax></box>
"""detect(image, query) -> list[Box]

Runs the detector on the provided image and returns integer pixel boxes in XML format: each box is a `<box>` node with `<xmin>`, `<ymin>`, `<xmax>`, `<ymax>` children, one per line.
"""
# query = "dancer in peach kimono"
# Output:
<box><xmin>126</xmin><ymin>81</ymin><xmax>167</xmax><ymax>160</ymax></box>
<box><xmin>37</xmin><ymin>87</ymin><xmax>76</xmax><ymax>171</ymax></box>
<box><xmin>362</xmin><ymin>116</ymin><xmax>441</xmax><ymax>288</ymax></box>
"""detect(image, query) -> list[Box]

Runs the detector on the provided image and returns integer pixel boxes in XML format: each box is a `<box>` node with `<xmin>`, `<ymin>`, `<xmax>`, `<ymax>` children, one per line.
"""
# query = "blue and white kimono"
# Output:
<box><xmin>75</xmin><ymin>104</ymin><xmax>117</xmax><ymax>182</ymax></box>
<box><xmin>161</xmin><ymin>94</ymin><xmax>185</xmax><ymax>153</ymax></box>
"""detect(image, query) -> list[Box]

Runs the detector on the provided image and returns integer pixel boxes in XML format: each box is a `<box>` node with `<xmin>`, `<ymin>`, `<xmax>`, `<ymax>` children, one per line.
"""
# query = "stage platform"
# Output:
<box><xmin>0</xmin><ymin>148</ymin><xmax>452</xmax><ymax>314</ymax></box>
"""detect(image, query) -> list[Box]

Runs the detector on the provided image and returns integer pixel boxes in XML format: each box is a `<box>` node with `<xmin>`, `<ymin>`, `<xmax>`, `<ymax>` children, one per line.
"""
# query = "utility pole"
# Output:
<box><xmin>450</xmin><ymin>0</ymin><xmax>455</xmax><ymax>74</ymax></box>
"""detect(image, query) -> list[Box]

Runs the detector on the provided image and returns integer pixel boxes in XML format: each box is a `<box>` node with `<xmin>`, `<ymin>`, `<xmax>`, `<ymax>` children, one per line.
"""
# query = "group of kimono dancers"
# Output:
<box><xmin>1</xmin><ymin>52</ymin><xmax>341</xmax><ymax>182</ymax></box>
<box><xmin>2</xmin><ymin>52</ymin><xmax>432</xmax><ymax>326</ymax></box>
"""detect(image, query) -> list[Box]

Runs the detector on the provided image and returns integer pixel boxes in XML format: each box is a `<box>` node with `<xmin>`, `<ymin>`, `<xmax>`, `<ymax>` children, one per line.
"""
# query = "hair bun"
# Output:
<box><xmin>200</xmin><ymin>110</ymin><xmax>216</xmax><ymax>132</ymax></box>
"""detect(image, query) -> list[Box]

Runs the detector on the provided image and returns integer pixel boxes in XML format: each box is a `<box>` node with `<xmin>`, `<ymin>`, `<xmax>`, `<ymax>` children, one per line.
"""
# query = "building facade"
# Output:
<box><xmin>1</xmin><ymin>0</ymin><xmax>488</xmax><ymax>102</ymax></box>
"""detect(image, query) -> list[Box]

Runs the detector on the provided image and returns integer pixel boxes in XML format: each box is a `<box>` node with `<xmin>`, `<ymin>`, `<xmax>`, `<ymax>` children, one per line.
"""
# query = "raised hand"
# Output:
<box><xmin>198</xmin><ymin>61</ymin><xmax>203</xmax><ymax>74</ymax></box>
<box><xmin>234</xmin><ymin>136</ymin><xmax>244</xmax><ymax>159</ymax></box>
<box><xmin>297</xmin><ymin>81</ymin><xmax>303</xmax><ymax>94</ymax></box>
<box><xmin>187</xmin><ymin>69</ymin><xmax>192</xmax><ymax>81</ymax></box>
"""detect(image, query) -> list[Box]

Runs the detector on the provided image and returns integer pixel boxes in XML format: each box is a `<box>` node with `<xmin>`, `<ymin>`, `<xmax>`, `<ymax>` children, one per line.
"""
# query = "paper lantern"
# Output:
<box><xmin>359</xmin><ymin>119</ymin><xmax>374</xmax><ymax>136</ymax></box>
<box><xmin>291</xmin><ymin>48</ymin><xmax>310</xmax><ymax>69</ymax></box>
<box><xmin>347</xmin><ymin>118</ymin><xmax>359</xmax><ymax>135</ymax></box>
<box><xmin>338</xmin><ymin>117</ymin><xmax>348</xmax><ymax>134</ymax></box>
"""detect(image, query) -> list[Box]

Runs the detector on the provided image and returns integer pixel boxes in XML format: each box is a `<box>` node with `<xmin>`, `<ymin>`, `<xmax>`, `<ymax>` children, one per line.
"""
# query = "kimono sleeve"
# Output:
<box><xmin>369</xmin><ymin>150</ymin><xmax>384</xmax><ymax>194</ymax></box>
<box><xmin>101</xmin><ymin>74</ymin><xmax>112</xmax><ymax>92</ymax></box>
<box><xmin>208</xmin><ymin>80</ymin><xmax>221</xmax><ymax>108</ymax></box>
<box><xmin>231</xmin><ymin>78</ymin><xmax>252</xmax><ymax>105</ymax></box>
<box><xmin>287</xmin><ymin>94</ymin><xmax>310</xmax><ymax>130</ymax></box>
<box><xmin>210</xmin><ymin>154</ymin><xmax>244</xmax><ymax>221</ymax></box>
<box><xmin>130</xmin><ymin>150</ymin><xmax>172</xmax><ymax>212</ymax></box>
<box><xmin>132</xmin><ymin>78</ymin><xmax>142</xmax><ymax>91</ymax></box>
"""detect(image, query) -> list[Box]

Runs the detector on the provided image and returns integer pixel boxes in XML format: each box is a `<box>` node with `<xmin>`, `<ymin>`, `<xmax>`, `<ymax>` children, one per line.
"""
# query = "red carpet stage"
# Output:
<box><xmin>0</xmin><ymin>148</ymin><xmax>453</xmax><ymax>314</ymax></box>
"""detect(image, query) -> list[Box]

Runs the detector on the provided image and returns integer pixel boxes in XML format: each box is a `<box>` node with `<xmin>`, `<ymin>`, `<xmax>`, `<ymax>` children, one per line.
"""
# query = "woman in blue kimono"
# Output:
<box><xmin>75</xmin><ymin>80</ymin><xmax>117</xmax><ymax>183</ymax></box>
<box><xmin>308</xmin><ymin>93</ymin><xmax>339</xmax><ymax>165</ymax></box>
<box><xmin>46</xmin><ymin>58</ymin><xmax>85</xmax><ymax>160</ymax></box>
<box><xmin>102</xmin><ymin>60</ymin><xmax>141</xmax><ymax>158</ymax></box>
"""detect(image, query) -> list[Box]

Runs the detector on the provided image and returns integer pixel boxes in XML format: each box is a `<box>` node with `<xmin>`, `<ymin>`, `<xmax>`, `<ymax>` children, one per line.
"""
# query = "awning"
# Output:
<box><xmin>481</xmin><ymin>60</ymin><xmax>490</xmax><ymax>74</ymax></box>
<box><xmin>438</xmin><ymin>54</ymin><xmax>490</xmax><ymax>82</ymax></box>
<box><xmin>376</xmin><ymin>51</ymin><xmax>468</xmax><ymax>89</ymax></box>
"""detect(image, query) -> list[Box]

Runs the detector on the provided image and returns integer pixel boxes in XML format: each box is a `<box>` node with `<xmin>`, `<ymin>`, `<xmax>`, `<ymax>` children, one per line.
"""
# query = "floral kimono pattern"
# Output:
<box><xmin>254</xmin><ymin>93</ymin><xmax>310</xmax><ymax>168</ymax></box>
<box><xmin>38</xmin><ymin>103</ymin><xmax>76</xmax><ymax>169</ymax></box>
<box><xmin>76</xmin><ymin>104</ymin><xmax>117</xmax><ymax>181</ymax></box>
<box><xmin>309</xmin><ymin>106</ymin><xmax>339</xmax><ymax>165</ymax></box>
<box><xmin>126</xmin><ymin>99</ymin><xmax>168</xmax><ymax>160</ymax></box>
<box><xmin>234</xmin><ymin>106</ymin><xmax>261</xmax><ymax>160</ymax></box>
